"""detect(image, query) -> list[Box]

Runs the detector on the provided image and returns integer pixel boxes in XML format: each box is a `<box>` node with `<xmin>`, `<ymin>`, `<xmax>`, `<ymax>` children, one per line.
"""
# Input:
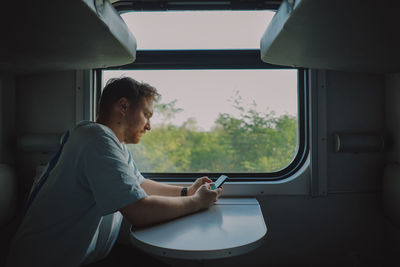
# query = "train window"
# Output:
<box><xmin>120</xmin><ymin>11</ymin><xmax>274</xmax><ymax>50</ymax></box>
<box><xmin>100</xmin><ymin>10</ymin><xmax>308</xmax><ymax>181</ymax></box>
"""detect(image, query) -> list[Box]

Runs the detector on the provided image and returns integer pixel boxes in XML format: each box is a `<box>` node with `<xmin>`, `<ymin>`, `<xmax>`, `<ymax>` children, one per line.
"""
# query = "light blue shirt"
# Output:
<box><xmin>7</xmin><ymin>121</ymin><xmax>147</xmax><ymax>267</ymax></box>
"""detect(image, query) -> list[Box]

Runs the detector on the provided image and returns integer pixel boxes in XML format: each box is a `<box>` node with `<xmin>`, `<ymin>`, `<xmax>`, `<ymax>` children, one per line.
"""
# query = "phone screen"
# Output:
<box><xmin>213</xmin><ymin>175</ymin><xmax>228</xmax><ymax>189</ymax></box>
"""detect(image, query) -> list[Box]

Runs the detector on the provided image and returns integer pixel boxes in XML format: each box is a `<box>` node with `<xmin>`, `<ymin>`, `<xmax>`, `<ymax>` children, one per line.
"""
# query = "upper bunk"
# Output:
<box><xmin>260</xmin><ymin>0</ymin><xmax>400</xmax><ymax>74</ymax></box>
<box><xmin>0</xmin><ymin>0</ymin><xmax>137</xmax><ymax>73</ymax></box>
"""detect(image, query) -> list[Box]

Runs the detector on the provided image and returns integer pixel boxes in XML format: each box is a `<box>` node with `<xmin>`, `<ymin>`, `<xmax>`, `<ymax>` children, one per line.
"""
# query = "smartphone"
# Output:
<box><xmin>211</xmin><ymin>175</ymin><xmax>228</xmax><ymax>190</ymax></box>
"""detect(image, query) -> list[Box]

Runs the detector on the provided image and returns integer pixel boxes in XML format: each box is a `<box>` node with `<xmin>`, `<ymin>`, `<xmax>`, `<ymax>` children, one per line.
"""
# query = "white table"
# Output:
<box><xmin>130</xmin><ymin>198</ymin><xmax>267</xmax><ymax>260</ymax></box>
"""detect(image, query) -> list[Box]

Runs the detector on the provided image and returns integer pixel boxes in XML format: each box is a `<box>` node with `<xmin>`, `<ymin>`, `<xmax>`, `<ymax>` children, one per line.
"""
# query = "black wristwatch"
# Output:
<box><xmin>181</xmin><ymin>187</ymin><xmax>188</xmax><ymax>196</ymax></box>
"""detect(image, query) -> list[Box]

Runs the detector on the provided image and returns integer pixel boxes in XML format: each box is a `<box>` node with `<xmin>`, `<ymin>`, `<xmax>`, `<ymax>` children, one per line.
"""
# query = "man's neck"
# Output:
<box><xmin>96</xmin><ymin>117</ymin><xmax>125</xmax><ymax>143</ymax></box>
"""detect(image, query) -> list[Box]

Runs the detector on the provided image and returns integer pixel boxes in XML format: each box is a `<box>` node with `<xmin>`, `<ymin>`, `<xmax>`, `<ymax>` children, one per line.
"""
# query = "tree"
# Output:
<box><xmin>129</xmin><ymin>96</ymin><xmax>298</xmax><ymax>173</ymax></box>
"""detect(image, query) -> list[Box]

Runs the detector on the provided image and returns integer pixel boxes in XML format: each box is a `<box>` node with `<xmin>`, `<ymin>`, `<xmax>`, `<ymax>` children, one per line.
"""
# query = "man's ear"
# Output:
<box><xmin>118</xmin><ymin>98</ymin><xmax>129</xmax><ymax>113</ymax></box>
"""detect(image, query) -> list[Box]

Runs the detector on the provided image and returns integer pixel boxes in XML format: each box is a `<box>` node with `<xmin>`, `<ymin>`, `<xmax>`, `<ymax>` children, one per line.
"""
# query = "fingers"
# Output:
<box><xmin>193</xmin><ymin>177</ymin><xmax>211</xmax><ymax>189</ymax></box>
<box><xmin>198</xmin><ymin>183</ymin><xmax>210</xmax><ymax>191</ymax></box>
<box><xmin>212</xmin><ymin>188</ymin><xmax>222</xmax><ymax>203</ymax></box>
<box><xmin>198</xmin><ymin>183</ymin><xmax>222</xmax><ymax>196</ymax></box>
<box><xmin>199</xmin><ymin>176</ymin><xmax>212</xmax><ymax>184</ymax></box>
<box><xmin>196</xmin><ymin>184</ymin><xmax>224</xmax><ymax>207</ymax></box>
<box><xmin>215</xmin><ymin>188</ymin><xmax>223</xmax><ymax>198</ymax></box>
<box><xmin>190</xmin><ymin>177</ymin><xmax>211</xmax><ymax>195</ymax></box>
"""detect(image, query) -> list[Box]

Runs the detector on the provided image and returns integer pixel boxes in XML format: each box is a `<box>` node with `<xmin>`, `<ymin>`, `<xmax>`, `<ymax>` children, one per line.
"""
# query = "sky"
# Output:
<box><xmin>103</xmin><ymin>69</ymin><xmax>297</xmax><ymax>131</ymax></box>
<box><xmin>102</xmin><ymin>11</ymin><xmax>298</xmax><ymax>131</ymax></box>
<box><xmin>121</xmin><ymin>10</ymin><xmax>275</xmax><ymax>50</ymax></box>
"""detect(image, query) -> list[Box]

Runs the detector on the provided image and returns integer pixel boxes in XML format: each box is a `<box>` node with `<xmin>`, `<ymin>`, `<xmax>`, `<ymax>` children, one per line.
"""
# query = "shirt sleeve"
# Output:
<box><xmin>126</xmin><ymin>147</ymin><xmax>146</xmax><ymax>185</ymax></box>
<box><xmin>83</xmin><ymin>134</ymin><xmax>147</xmax><ymax>216</ymax></box>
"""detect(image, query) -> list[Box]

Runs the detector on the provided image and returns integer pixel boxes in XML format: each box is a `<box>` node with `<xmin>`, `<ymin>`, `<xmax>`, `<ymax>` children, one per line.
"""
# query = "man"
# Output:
<box><xmin>7</xmin><ymin>77</ymin><xmax>223</xmax><ymax>266</ymax></box>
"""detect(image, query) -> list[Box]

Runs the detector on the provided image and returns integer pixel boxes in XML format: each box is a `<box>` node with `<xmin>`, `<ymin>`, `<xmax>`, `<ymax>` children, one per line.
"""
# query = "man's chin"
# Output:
<box><xmin>132</xmin><ymin>136</ymin><xmax>141</xmax><ymax>144</ymax></box>
<box><xmin>125</xmin><ymin>136</ymin><xmax>141</xmax><ymax>144</ymax></box>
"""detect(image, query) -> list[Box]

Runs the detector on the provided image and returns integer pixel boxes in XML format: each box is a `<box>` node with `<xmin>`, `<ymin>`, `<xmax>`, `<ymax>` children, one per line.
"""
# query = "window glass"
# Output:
<box><xmin>121</xmin><ymin>11</ymin><xmax>274</xmax><ymax>50</ymax></box>
<box><xmin>102</xmin><ymin>69</ymin><xmax>298</xmax><ymax>173</ymax></box>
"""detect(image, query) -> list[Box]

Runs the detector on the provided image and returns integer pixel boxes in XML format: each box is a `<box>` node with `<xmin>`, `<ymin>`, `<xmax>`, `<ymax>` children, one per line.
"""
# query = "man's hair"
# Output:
<box><xmin>98</xmin><ymin>77</ymin><xmax>160</xmax><ymax>119</ymax></box>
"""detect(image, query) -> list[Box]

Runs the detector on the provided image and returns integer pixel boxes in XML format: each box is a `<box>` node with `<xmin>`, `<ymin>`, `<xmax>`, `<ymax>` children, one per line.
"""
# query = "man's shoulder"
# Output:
<box><xmin>74</xmin><ymin>121</ymin><xmax>112</xmax><ymax>136</ymax></box>
<box><xmin>73</xmin><ymin>121</ymin><xmax>120</xmax><ymax>147</ymax></box>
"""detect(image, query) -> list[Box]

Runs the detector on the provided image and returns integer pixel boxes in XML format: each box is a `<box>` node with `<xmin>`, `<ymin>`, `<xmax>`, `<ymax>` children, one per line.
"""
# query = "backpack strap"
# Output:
<box><xmin>17</xmin><ymin>130</ymin><xmax>70</xmax><ymax>224</ymax></box>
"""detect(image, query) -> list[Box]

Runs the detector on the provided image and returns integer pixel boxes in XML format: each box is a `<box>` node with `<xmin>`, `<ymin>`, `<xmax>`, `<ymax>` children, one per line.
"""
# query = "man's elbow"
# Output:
<box><xmin>119</xmin><ymin>197</ymin><xmax>152</xmax><ymax>228</ymax></box>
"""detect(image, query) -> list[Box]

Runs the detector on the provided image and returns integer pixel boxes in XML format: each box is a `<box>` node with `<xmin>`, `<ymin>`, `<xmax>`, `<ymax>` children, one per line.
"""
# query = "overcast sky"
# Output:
<box><xmin>122</xmin><ymin>10</ymin><xmax>274</xmax><ymax>50</ymax></box>
<box><xmin>103</xmin><ymin>11</ymin><xmax>297</xmax><ymax>131</ymax></box>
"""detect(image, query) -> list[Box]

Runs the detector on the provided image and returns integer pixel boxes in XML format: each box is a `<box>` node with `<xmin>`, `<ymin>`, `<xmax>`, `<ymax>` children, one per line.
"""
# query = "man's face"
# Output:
<box><xmin>124</xmin><ymin>97</ymin><xmax>154</xmax><ymax>144</ymax></box>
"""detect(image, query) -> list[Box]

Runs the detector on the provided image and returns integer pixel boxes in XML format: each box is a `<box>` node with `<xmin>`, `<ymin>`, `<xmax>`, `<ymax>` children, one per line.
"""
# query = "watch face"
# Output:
<box><xmin>181</xmin><ymin>187</ymin><xmax>188</xmax><ymax>196</ymax></box>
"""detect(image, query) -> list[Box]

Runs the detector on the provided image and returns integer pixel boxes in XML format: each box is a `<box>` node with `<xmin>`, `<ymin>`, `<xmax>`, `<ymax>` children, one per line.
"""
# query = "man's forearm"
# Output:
<box><xmin>141</xmin><ymin>179</ymin><xmax>184</xmax><ymax>197</ymax></box>
<box><xmin>120</xmin><ymin>195</ymin><xmax>201</xmax><ymax>227</ymax></box>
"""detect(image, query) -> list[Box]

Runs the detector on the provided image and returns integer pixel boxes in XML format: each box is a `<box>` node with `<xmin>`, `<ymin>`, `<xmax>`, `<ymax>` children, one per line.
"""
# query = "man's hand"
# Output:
<box><xmin>188</xmin><ymin>176</ymin><xmax>212</xmax><ymax>196</ymax></box>
<box><xmin>193</xmin><ymin>183</ymin><xmax>223</xmax><ymax>210</ymax></box>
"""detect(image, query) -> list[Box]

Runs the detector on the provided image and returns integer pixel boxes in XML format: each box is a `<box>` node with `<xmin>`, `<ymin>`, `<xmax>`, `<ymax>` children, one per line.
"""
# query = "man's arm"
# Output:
<box><xmin>120</xmin><ymin>184</ymin><xmax>222</xmax><ymax>228</ymax></box>
<box><xmin>140</xmin><ymin>179</ymin><xmax>182</xmax><ymax>196</ymax></box>
<box><xmin>140</xmin><ymin>176</ymin><xmax>212</xmax><ymax>196</ymax></box>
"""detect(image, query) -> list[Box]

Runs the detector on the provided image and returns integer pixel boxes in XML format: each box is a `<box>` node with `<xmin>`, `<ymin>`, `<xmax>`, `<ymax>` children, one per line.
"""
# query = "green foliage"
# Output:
<box><xmin>129</xmin><ymin>97</ymin><xmax>298</xmax><ymax>173</ymax></box>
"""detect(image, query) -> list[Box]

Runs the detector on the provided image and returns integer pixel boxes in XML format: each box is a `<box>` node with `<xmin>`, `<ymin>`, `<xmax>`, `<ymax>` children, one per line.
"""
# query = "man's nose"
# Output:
<box><xmin>145</xmin><ymin>121</ymin><xmax>151</xmax><ymax>131</ymax></box>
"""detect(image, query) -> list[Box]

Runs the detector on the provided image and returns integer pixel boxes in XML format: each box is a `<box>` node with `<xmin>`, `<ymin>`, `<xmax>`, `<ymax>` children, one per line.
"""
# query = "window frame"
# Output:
<box><xmin>97</xmin><ymin>2</ymin><xmax>309</xmax><ymax>183</ymax></box>
<box><xmin>99</xmin><ymin>49</ymin><xmax>309</xmax><ymax>182</ymax></box>
<box><xmin>113</xmin><ymin>0</ymin><xmax>282</xmax><ymax>12</ymax></box>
